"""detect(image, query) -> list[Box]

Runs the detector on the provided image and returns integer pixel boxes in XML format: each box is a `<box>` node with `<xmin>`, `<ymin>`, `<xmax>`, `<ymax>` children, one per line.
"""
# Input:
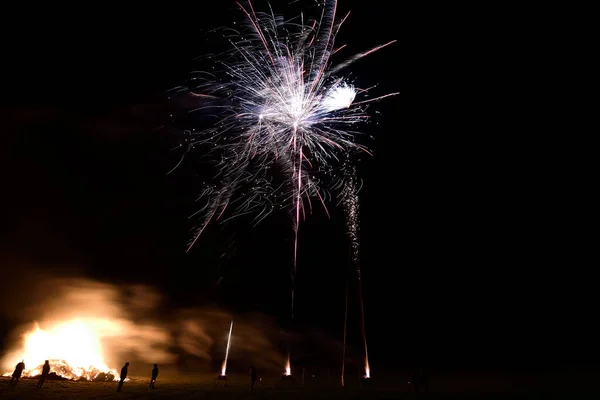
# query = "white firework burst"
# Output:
<box><xmin>167</xmin><ymin>0</ymin><xmax>397</xmax><ymax>253</ymax></box>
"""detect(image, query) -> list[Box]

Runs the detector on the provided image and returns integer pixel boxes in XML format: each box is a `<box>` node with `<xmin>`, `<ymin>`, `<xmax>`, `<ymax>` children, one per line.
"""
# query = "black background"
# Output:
<box><xmin>1</xmin><ymin>0</ymin><xmax>594</xmax><ymax>368</ymax></box>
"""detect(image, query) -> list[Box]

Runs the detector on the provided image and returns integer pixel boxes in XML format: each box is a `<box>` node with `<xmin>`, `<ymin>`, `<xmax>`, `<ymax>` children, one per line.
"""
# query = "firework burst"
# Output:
<box><xmin>168</xmin><ymin>0</ymin><xmax>397</xmax><ymax>307</ymax></box>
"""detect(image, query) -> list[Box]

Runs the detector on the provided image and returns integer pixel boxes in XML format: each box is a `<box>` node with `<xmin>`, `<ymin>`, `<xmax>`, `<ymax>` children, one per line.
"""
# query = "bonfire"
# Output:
<box><xmin>2</xmin><ymin>319</ymin><xmax>120</xmax><ymax>381</ymax></box>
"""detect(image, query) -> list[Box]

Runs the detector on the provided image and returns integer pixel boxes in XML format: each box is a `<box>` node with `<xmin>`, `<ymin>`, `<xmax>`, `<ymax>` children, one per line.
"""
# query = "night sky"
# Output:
<box><xmin>0</xmin><ymin>1</ymin><xmax>594</xmax><ymax>369</ymax></box>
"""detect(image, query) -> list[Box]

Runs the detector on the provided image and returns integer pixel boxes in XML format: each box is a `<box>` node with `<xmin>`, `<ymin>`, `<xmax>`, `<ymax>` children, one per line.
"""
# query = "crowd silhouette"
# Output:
<box><xmin>6</xmin><ymin>360</ymin><xmax>263</xmax><ymax>393</ymax></box>
<box><xmin>5</xmin><ymin>361</ymin><xmax>401</xmax><ymax>393</ymax></box>
<box><xmin>7</xmin><ymin>360</ymin><xmax>266</xmax><ymax>393</ymax></box>
<box><xmin>6</xmin><ymin>360</ymin><xmax>163</xmax><ymax>392</ymax></box>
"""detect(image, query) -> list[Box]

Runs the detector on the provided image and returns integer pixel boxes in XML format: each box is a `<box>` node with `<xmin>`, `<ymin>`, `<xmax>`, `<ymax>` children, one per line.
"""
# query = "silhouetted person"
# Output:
<box><xmin>409</xmin><ymin>369</ymin><xmax>419</xmax><ymax>392</ymax></box>
<box><xmin>419</xmin><ymin>368</ymin><xmax>428</xmax><ymax>393</ymax></box>
<box><xmin>149</xmin><ymin>364</ymin><xmax>158</xmax><ymax>389</ymax></box>
<box><xmin>117</xmin><ymin>362</ymin><xmax>129</xmax><ymax>392</ymax></box>
<box><xmin>9</xmin><ymin>360</ymin><xmax>25</xmax><ymax>389</ymax></box>
<box><xmin>37</xmin><ymin>360</ymin><xmax>50</xmax><ymax>388</ymax></box>
<box><xmin>249</xmin><ymin>365</ymin><xmax>257</xmax><ymax>391</ymax></box>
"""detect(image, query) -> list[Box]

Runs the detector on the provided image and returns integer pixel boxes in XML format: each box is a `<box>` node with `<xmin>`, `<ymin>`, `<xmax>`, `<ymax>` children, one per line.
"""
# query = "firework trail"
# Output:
<box><xmin>168</xmin><ymin>0</ymin><xmax>397</xmax><ymax>317</ymax></box>
<box><xmin>338</xmin><ymin>156</ymin><xmax>370</xmax><ymax>378</ymax></box>
<box><xmin>221</xmin><ymin>321</ymin><xmax>234</xmax><ymax>376</ymax></box>
<box><xmin>339</xmin><ymin>159</ymin><xmax>360</xmax><ymax>263</ymax></box>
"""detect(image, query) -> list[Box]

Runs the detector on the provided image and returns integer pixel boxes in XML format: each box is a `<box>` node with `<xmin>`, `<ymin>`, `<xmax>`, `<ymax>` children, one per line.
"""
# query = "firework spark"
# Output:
<box><xmin>168</xmin><ymin>0</ymin><xmax>397</xmax><ymax>314</ymax></box>
<box><xmin>339</xmin><ymin>156</ymin><xmax>370</xmax><ymax>379</ymax></box>
<box><xmin>340</xmin><ymin>158</ymin><xmax>360</xmax><ymax>263</ymax></box>
<box><xmin>220</xmin><ymin>321</ymin><xmax>234</xmax><ymax>376</ymax></box>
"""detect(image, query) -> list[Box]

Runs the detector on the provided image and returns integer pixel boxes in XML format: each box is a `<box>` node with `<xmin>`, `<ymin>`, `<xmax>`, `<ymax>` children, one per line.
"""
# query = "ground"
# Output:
<box><xmin>1</xmin><ymin>367</ymin><xmax>598</xmax><ymax>398</ymax></box>
<box><xmin>0</xmin><ymin>374</ymin><xmax>401</xmax><ymax>400</ymax></box>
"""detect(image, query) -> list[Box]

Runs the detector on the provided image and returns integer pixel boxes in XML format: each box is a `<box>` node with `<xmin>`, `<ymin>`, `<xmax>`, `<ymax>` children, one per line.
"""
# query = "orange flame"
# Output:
<box><xmin>284</xmin><ymin>355</ymin><xmax>291</xmax><ymax>376</ymax></box>
<box><xmin>364</xmin><ymin>359</ymin><xmax>370</xmax><ymax>378</ymax></box>
<box><xmin>1</xmin><ymin>319</ymin><xmax>119</xmax><ymax>381</ymax></box>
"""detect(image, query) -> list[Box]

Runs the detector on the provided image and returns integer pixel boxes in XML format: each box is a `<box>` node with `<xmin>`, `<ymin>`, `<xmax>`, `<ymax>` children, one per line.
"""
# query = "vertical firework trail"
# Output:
<box><xmin>292</xmin><ymin>125</ymin><xmax>301</xmax><ymax>319</ymax></box>
<box><xmin>341</xmin><ymin>272</ymin><xmax>349</xmax><ymax>386</ymax></box>
<box><xmin>342</xmin><ymin>158</ymin><xmax>370</xmax><ymax>379</ymax></box>
<box><xmin>357</xmin><ymin>259</ymin><xmax>370</xmax><ymax>378</ymax></box>
<box><xmin>221</xmin><ymin>321</ymin><xmax>234</xmax><ymax>376</ymax></box>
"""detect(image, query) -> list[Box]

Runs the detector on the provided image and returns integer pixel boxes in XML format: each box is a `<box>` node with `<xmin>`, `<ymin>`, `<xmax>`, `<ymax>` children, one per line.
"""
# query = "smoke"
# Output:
<box><xmin>0</xmin><ymin>276</ymin><xmax>177</xmax><ymax>375</ymax></box>
<box><xmin>175</xmin><ymin>309</ymin><xmax>286</xmax><ymax>372</ymax></box>
<box><xmin>0</xmin><ymin>270</ymin><xmax>349</xmax><ymax>377</ymax></box>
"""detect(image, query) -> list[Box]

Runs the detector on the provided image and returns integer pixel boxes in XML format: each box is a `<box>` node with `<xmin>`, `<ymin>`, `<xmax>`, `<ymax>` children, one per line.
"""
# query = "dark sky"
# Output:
<box><xmin>0</xmin><ymin>1</ymin><xmax>594</xmax><ymax>368</ymax></box>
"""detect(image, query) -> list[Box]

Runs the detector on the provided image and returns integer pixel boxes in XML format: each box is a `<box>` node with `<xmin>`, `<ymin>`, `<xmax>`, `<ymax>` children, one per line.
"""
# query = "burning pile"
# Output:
<box><xmin>18</xmin><ymin>359</ymin><xmax>116</xmax><ymax>381</ymax></box>
<box><xmin>2</xmin><ymin>319</ymin><xmax>119</xmax><ymax>381</ymax></box>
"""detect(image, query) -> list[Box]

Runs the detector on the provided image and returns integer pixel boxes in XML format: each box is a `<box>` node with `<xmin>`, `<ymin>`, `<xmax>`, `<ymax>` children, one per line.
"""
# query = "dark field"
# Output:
<box><xmin>1</xmin><ymin>367</ymin><xmax>598</xmax><ymax>399</ymax></box>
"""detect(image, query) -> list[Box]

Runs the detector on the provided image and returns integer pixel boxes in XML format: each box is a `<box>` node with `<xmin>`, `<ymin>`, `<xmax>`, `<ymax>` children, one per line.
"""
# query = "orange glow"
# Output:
<box><xmin>365</xmin><ymin>359</ymin><xmax>370</xmax><ymax>378</ymax></box>
<box><xmin>284</xmin><ymin>356</ymin><xmax>291</xmax><ymax>376</ymax></box>
<box><xmin>1</xmin><ymin>319</ymin><xmax>119</xmax><ymax>381</ymax></box>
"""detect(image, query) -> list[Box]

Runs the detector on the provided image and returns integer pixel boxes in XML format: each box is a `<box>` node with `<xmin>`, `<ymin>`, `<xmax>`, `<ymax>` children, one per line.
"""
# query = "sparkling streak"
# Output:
<box><xmin>342</xmin><ymin>158</ymin><xmax>370</xmax><ymax>379</ymax></box>
<box><xmin>220</xmin><ymin>321</ymin><xmax>234</xmax><ymax>376</ymax></box>
<box><xmin>284</xmin><ymin>355</ymin><xmax>291</xmax><ymax>376</ymax></box>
